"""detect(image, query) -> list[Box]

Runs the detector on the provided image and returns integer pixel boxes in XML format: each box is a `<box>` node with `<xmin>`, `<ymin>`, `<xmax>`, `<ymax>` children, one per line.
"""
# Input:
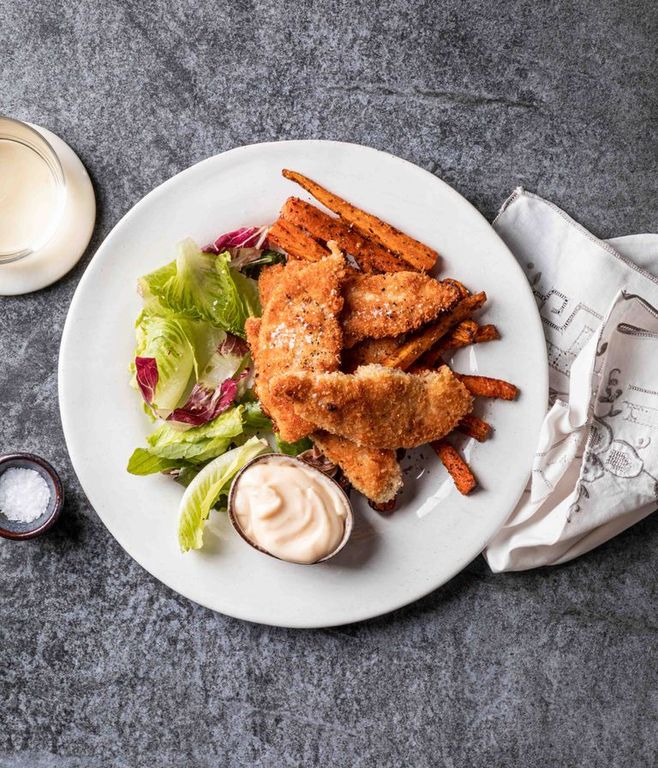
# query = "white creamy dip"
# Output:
<box><xmin>232</xmin><ymin>457</ymin><xmax>350</xmax><ymax>564</ymax></box>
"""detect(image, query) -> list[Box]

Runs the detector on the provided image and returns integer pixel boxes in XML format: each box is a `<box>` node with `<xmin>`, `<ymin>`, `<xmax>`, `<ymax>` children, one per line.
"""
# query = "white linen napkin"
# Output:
<box><xmin>484</xmin><ymin>189</ymin><xmax>658</xmax><ymax>572</ymax></box>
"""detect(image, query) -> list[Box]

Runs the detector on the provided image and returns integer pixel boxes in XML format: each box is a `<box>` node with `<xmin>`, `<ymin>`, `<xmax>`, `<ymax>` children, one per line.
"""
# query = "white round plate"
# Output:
<box><xmin>59</xmin><ymin>141</ymin><xmax>547</xmax><ymax>628</ymax></box>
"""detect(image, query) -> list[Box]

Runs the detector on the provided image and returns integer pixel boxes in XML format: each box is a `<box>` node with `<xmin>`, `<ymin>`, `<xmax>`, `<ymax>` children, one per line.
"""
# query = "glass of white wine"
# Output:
<box><xmin>0</xmin><ymin>115</ymin><xmax>67</xmax><ymax>264</ymax></box>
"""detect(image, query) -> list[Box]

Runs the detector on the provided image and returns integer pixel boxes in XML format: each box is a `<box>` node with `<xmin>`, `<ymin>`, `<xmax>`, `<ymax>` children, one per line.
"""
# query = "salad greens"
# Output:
<box><xmin>275</xmin><ymin>434</ymin><xmax>313</xmax><ymax>456</ymax></box>
<box><xmin>178</xmin><ymin>436</ymin><xmax>269</xmax><ymax>552</ymax></box>
<box><xmin>138</xmin><ymin>238</ymin><xmax>260</xmax><ymax>337</ymax></box>
<box><xmin>133</xmin><ymin>315</ymin><xmax>196</xmax><ymax>418</ymax></box>
<box><xmin>128</xmin><ymin>229</ymin><xmax>281</xmax><ymax>551</ymax></box>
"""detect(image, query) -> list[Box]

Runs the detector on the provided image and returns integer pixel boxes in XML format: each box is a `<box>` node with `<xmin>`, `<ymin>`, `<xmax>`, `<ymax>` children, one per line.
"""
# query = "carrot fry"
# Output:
<box><xmin>282</xmin><ymin>169</ymin><xmax>438</xmax><ymax>271</ymax></box>
<box><xmin>280</xmin><ymin>197</ymin><xmax>409</xmax><ymax>273</ymax></box>
<box><xmin>443</xmin><ymin>319</ymin><xmax>479</xmax><ymax>348</ymax></box>
<box><xmin>474</xmin><ymin>324</ymin><xmax>500</xmax><ymax>344</ymax></box>
<box><xmin>455</xmin><ymin>374</ymin><xmax>519</xmax><ymax>401</ymax></box>
<box><xmin>431</xmin><ymin>440</ymin><xmax>477</xmax><ymax>495</ymax></box>
<box><xmin>421</xmin><ymin>320</ymin><xmax>478</xmax><ymax>366</ymax></box>
<box><xmin>382</xmin><ymin>292</ymin><xmax>487</xmax><ymax>371</ymax></box>
<box><xmin>267</xmin><ymin>218</ymin><xmax>330</xmax><ymax>262</ymax></box>
<box><xmin>420</xmin><ymin>321</ymin><xmax>499</xmax><ymax>367</ymax></box>
<box><xmin>343</xmin><ymin>336</ymin><xmax>408</xmax><ymax>373</ymax></box>
<box><xmin>457</xmin><ymin>414</ymin><xmax>491</xmax><ymax>442</ymax></box>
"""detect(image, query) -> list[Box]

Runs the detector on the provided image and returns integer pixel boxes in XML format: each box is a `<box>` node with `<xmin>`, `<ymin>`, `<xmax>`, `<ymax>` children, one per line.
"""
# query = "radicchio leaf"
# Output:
<box><xmin>219</xmin><ymin>333</ymin><xmax>250</xmax><ymax>358</ymax></box>
<box><xmin>203</xmin><ymin>226</ymin><xmax>266</xmax><ymax>254</ymax></box>
<box><xmin>168</xmin><ymin>378</ymin><xmax>238</xmax><ymax>426</ymax></box>
<box><xmin>135</xmin><ymin>357</ymin><xmax>159</xmax><ymax>404</ymax></box>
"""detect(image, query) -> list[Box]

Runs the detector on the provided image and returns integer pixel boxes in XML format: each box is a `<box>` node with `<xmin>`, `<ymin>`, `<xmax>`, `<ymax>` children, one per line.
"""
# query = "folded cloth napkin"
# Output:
<box><xmin>484</xmin><ymin>189</ymin><xmax>658</xmax><ymax>572</ymax></box>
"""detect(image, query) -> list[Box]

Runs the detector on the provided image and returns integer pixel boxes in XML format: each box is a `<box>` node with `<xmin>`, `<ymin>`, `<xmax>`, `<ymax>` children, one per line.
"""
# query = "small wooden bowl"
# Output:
<box><xmin>228</xmin><ymin>454</ymin><xmax>353</xmax><ymax>564</ymax></box>
<box><xmin>0</xmin><ymin>453</ymin><xmax>64</xmax><ymax>540</ymax></box>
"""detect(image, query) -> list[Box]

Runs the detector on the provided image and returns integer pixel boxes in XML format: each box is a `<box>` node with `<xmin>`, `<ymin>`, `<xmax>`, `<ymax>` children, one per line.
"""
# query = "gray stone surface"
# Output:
<box><xmin>1</xmin><ymin>0</ymin><xmax>657</xmax><ymax>765</ymax></box>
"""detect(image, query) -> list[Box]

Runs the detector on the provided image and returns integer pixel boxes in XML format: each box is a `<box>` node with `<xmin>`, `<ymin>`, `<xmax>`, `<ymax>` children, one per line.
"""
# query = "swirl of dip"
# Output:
<box><xmin>232</xmin><ymin>457</ymin><xmax>350</xmax><ymax>564</ymax></box>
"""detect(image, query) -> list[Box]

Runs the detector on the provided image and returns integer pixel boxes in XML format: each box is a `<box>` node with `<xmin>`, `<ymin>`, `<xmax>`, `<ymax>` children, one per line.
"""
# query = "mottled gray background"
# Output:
<box><xmin>1</xmin><ymin>0</ymin><xmax>657</xmax><ymax>766</ymax></box>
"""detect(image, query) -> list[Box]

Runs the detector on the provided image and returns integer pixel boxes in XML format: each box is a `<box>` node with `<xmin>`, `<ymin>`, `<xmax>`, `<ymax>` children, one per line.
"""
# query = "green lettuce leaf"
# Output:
<box><xmin>146</xmin><ymin>407</ymin><xmax>244</xmax><ymax>462</ymax></box>
<box><xmin>133</xmin><ymin>315</ymin><xmax>196</xmax><ymax>415</ymax></box>
<box><xmin>178</xmin><ymin>436</ymin><xmax>269</xmax><ymax>552</ymax></box>
<box><xmin>137</xmin><ymin>261</ymin><xmax>177</xmax><ymax>315</ymax></box>
<box><xmin>127</xmin><ymin>448</ymin><xmax>187</xmax><ymax>476</ymax></box>
<box><xmin>242</xmin><ymin>401</ymin><xmax>273</xmax><ymax>432</ymax></box>
<box><xmin>230</xmin><ymin>263</ymin><xmax>261</xmax><ymax>319</ymax></box>
<box><xmin>137</xmin><ymin>239</ymin><xmax>259</xmax><ymax>337</ymax></box>
<box><xmin>275</xmin><ymin>434</ymin><xmax>313</xmax><ymax>456</ymax></box>
<box><xmin>175</xmin><ymin>465</ymin><xmax>201</xmax><ymax>487</ymax></box>
<box><xmin>186</xmin><ymin>322</ymin><xmax>229</xmax><ymax>375</ymax></box>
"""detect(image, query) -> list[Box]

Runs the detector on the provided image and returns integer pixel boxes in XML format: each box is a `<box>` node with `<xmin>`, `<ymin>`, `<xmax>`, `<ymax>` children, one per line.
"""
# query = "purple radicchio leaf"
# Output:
<box><xmin>167</xmin><ymin>378</ymin><xmax>238</xmax><ymax>426</ymax></box>
<box><xmin>203</xmin><ymin>227</ymin><xmax>265</xmax><ymax>254</ymax></box>
<box><xmin>135</xmin><ymin>357</ymin><xmax>158</xmax><ymax>404</ymax></box>
<box><xmin>220</xmin><ymin>333</ymin><xmax>250</xmax><ymax>358</ymax></box>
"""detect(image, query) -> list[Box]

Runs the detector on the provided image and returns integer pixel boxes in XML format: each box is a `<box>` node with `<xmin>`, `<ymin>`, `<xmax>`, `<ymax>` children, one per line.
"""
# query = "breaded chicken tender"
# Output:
<box><xmin>311</xmin><ymin>431</ymin><xmax>402</xmax><ymax>504</ymax></box>
<box><xmin>245</xmin><ymin>317</ymin><xmax>262</xmax><ymax>356</ymax></box>
<box><xmin>271</xmin><ymin>364</ymin><xmax>473</xmax><ymax>449</ymax></box>
<box><xmin>247</xmin><ymin>254</ymin><xmax>347</xmax><ymax>442</ymax></box>
<box><xmin>257</xmin><ymin>262</ymin><xmax>285</xmax><ymax>308</ymax></box>
<box><xmin>341</xmin><ymin>273</ymin><xmax>460</xmax><ymax>348</ymax></box>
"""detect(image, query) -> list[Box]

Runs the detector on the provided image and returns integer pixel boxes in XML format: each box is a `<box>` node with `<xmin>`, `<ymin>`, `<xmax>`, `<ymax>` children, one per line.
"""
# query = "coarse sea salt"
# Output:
<box><xmin>0</xmin><ymin>467</ymin><xmax>51</xmax><ymax>523</ymax></box>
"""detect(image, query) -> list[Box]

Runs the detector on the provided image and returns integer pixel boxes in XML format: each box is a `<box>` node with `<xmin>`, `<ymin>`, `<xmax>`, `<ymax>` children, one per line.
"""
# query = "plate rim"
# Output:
<box><xmin>58</xmin><ymin>139</ymin><xmax>548</xmax><ymax>627</ymax></box>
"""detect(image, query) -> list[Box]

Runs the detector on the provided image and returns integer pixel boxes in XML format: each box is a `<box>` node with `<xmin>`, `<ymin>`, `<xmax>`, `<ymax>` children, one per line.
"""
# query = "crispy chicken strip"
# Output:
<box><xmin>311</xmin><ymin>431</ymin><xmax>402</xmax><ymax>504</ymax></box>
<box><xmin>272</xmin><ymin>364</ymin><xmax>473</xmax><ymax>449</ymax></box>
<box><xmin>245</xmin><ymin>317</ymin><xmax>262</xmax><ymax>354</ymax></box>
<box><xmin>342</xmin><ymin>273</ymin><xmax>460</xmax><ymax>348</ymax></box>
<box><xmin>248</xmin><ymin>254</ymin><xmax>347</xmax><ymax>442</ymax></box>
<box><xmin>252</xmin><ymin>259</ymin><xmax>403</xmax><ymax>502</ymax></box>
<box><xmin>258</xmin><ymin>262</ymin><xmax>285</xmax><ymax>308</ymax></box>
<box><xmin>382</xmin><ymin>292</ymin><xmax>487</xmax><ymax>370</ymax></box>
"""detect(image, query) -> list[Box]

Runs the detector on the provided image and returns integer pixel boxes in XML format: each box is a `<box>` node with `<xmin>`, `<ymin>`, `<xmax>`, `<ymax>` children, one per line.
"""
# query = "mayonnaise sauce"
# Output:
<box><xmin>0</xmin><ymin>139</ymin><xmax>60</xmax><ymax>253</ymax></box>
<box><xmin>232</xmin><ymin>457</ymin><xmax>350</xmax><ymax>564</ymax></box>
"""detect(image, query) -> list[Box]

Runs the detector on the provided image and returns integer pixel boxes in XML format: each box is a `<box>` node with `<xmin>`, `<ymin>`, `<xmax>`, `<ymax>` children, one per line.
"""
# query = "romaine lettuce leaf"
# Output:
<box><xmin>167</xmin><ymin>333</ymin><xmax>250</xmax><ymax>425</ymax></box>
<box><xmin>137</xmin><ymin>239</ymin><xmax>259</xmax><ymax>337</ymax></box>
<box><xmin>133</xmin><ymin>315</ymin><xmax>196</xmax><ymax>416</ymax></box>
<box><xmin>186</xmin><ymin>322</ymin><xmax>229</xmax><ymax>375</ymax></box>
<box><xmin>127</xmin><ymin>448</ymin><xmax>187</xmax><ymax>476</ymax></box>
<box><xmin>137</xmin><ymin>261</ymin><xmax>177</xmax><ymax>315</ymax></box>
<box><xmin>242</xmin><ymin>401</ymin><xmax>273</xmax><ymax>432</ymax></box>
<box><xmin>127</xmin><ymin>403</ymin><xmax>266</xmax><ymax>481</ymax></box>
<box><xmin>213</xmin><ymin>251</ymin><xmax>261</xmax><ymax>335</ymax></box>
<box><xmin>146</xmin><ymin>407</ymin><xmax>244</xmax><ymax>461</ymax></box>
<box><xmin>178</xmin><ymin>436</ymin><xmax>269</xmax><ymax>552</ymax></box>
<box><xmin>275</xmin><ymin>434</ymin><xmax>313</xmax><ymax>456</ymax></box>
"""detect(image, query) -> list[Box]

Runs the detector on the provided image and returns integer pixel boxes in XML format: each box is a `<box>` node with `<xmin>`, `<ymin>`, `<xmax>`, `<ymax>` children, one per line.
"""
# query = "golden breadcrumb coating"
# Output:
<box><xmin>247</xmin><ymin>254</ymin><xmax>347</xmax><ymax>442</ymax></box>
<box><xmin>272</xmin><ymin>364</ymin><xmax>473</xmax><ymax>449</ymax></box>
<box><xmin>341</xmin><ymin>273</ymin><xmax>460</xmax><ymax>348</ymax></box>
<box><xmin>311</xmin><ymin>431</ymin><xmax>402</xmax><ymax>504</ymax></box>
